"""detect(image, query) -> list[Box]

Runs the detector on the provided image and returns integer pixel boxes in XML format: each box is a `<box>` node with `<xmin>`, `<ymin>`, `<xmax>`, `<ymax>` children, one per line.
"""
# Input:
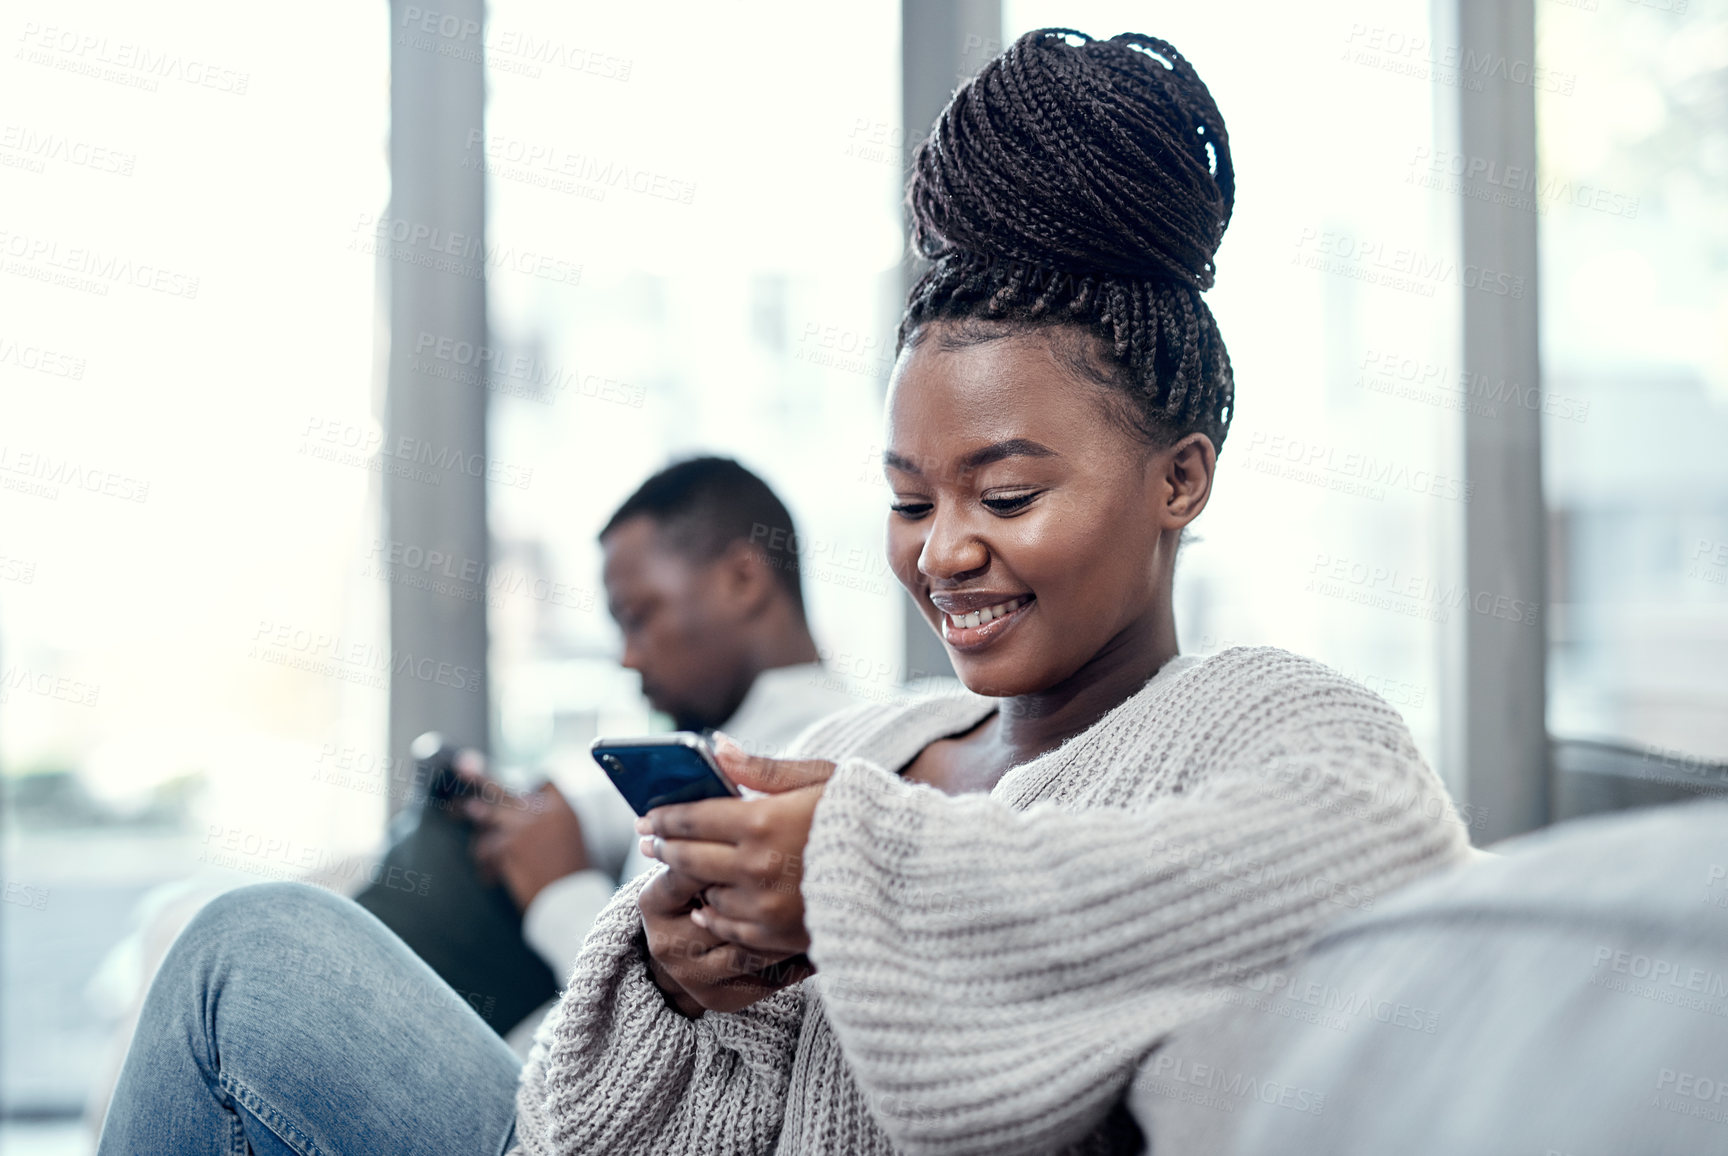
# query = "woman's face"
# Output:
<box><xmin>884</xmin><ymin>324</ymin><xmax>1206</xmax><ymax>698</ymax></box>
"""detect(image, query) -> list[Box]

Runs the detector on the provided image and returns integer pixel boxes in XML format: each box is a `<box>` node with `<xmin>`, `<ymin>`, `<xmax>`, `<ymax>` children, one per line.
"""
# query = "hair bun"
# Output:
<box><xmin>910</xmin><ymin>29</ymin><xmax>1234</xmax><ymax>291</ymax></box>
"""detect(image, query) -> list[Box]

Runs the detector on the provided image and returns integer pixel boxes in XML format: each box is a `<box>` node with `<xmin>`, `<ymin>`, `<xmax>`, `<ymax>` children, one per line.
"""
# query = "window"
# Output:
<box><xmin>481</xmin><ymin>1</ymin><xmax>906</xmax><ymax>771</ymax></box>
<box><xmin>1</xmin><ymin>2</ymin><xmax>389</xmax><ymax>1119</ymax></box>
<box><xmin>1007</xmin><ymin>0</ymin><xmax>1464</xmax><ymax>783</ymax></box>
<box><xmin>1538</xmin><ymin>0</ymin><xmax>1728</xmax><ymax>763</ymax></box>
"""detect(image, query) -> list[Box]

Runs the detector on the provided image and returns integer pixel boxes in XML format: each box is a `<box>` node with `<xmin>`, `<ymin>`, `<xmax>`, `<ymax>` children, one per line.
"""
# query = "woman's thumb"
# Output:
<box><xmin>712</xmin><ymin>732</ymin><xmax>835</xmax><ymax>793</ymax></box>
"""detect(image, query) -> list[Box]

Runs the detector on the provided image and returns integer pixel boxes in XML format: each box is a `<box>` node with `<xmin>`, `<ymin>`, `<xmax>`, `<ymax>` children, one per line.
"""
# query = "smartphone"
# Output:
<box><xmin>590</xmin><ymin>732</ymin><xmax>741</xmax><ymax>816</ymax></box>
<box><xmin>410</xmin><ymin>732</ymin><xmax>477</xmax><ymax>809</ymax></box>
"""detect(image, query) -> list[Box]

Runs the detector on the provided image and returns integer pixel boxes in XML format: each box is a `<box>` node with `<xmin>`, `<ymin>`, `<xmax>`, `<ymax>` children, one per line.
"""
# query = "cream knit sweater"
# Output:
<box><xmin>511</xmin><ymin>647</ymin><xmax>1470</xmax><ymax>1155</ymax></box>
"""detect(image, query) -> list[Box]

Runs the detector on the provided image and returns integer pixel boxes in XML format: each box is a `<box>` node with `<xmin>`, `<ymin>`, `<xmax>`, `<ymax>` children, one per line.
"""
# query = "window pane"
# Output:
<box><xmin>1538</xmin><ymin>0</ymin><xmax>1728</xmax><ymax>761</ymax></box>
<box><xmin>1005</xmin><ymin>1</ymin><xmax>1463</xmax><ymax>782</ymax></box>
<box><xmin>1</xmin><ymin>1</ymin><xmax>389</xmax><ymax>1116</ymax></box>
<box><xmin>482</xmin><ymin>2</ymin><xmax>904</xmax><ymax>770</ymax></box>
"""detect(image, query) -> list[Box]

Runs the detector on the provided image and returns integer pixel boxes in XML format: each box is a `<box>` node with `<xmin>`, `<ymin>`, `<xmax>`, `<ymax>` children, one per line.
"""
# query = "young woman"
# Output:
<box><xmin>99</xmin><ymin>29</ymin><xmax>1469</xmax><ymax>1156</ymax></box>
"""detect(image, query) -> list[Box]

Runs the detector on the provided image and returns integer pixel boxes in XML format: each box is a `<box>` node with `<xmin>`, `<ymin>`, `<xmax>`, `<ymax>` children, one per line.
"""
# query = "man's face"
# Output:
<box><xmin>600</xmin><ymin>516</ymin><xmax>750</xmax><ymax>730</ymax></box>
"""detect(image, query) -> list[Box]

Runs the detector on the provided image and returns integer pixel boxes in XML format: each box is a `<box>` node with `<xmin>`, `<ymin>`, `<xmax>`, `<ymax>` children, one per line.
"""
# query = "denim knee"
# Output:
<box><xmin>175</xmin><ymin>881</ymin><xmax>365</xmax><ymax>965</ymax></box>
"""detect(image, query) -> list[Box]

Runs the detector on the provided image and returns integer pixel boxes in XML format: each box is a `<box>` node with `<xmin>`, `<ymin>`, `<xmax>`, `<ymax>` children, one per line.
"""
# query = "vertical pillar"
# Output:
<box><xmin>385</xmin><ymin>0</ymin><xmax>491</xmax><ymax>794</ymax></box>
<box><xmin>1456</xmin><ymin>0</ymin><xmax>1548</xmax><ymax>841</ymax></box>
<box><xmin>897</xmin><ymin>0</ymin><xmax>1002</xmax><ymax>683</ymax></box>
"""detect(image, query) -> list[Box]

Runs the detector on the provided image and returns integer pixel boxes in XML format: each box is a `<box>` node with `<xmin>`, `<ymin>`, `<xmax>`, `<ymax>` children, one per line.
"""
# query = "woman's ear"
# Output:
<box><xmin>1159</xmin><ymin>433</ymin><xmax>1216</xmax><ymax>529</ymax></box>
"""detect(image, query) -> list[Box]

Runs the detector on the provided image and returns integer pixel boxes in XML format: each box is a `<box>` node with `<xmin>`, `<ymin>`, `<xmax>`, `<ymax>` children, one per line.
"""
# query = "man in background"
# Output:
<box><xmin>85</xmin><ymin>457</ymin><xmax>864</xmax><ymax>1127</ymax></box>
<box><xmin>459</xmin><ymin>456</ymin><xmax>858</xmax><ymax>1033</ymax></box>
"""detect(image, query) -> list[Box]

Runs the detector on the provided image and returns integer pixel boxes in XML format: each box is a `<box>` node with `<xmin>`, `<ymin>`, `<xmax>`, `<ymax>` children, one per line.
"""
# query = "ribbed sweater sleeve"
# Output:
<box><xmin>513</xmin><ymin>869</ymin><xmax>805</xmax><ymax>1156</ymax></box>
<box><xmin>800</xmin><ymin>681</ymin><xmax>1470</xmax><ymax>1155</ymax></box>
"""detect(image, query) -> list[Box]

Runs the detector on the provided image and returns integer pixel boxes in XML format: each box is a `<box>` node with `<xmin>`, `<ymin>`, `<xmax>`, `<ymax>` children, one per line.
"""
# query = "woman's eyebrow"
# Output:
<box><xmin>883</xmin><ymin>449</ymin><xmax>921</xmax><ymax>475</ymax></box>
<box><xmin>961</xmin><ymin>438</ymin><xmax>1058</xmax><ymax>471</ymax></box>
<box><xmin>883</xmin><ymin>438</ymin><xmax>1058</xmax><ymax>477</ymax></box>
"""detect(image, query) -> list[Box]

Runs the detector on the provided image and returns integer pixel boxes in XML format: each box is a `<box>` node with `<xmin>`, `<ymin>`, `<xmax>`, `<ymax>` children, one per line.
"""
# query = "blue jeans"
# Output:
<box><xmin>96</xmin><ymin>882</ymin><xmax>521</xmax><ymax>1156</ymax></box>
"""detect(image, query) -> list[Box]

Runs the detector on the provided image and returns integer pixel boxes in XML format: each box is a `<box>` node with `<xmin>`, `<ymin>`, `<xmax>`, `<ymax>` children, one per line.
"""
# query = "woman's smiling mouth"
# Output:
<box><xmin>930</xmin><ymin>593</ymin><xmax>1035</xmax><ymax>650</ymax></box>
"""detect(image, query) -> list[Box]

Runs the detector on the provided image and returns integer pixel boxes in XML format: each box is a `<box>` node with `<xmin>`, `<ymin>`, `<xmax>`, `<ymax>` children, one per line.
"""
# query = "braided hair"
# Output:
<box><xmin>899</xmin><ymin>29</ymin><xmax>1236</xmax><ymax>452</ymax></box>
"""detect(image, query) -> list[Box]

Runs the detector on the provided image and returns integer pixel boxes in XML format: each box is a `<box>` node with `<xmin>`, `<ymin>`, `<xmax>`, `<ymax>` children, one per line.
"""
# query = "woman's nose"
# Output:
<box><xmin>917</xmin><ymin>509</ymin><xmax>989</xmax><ymax>580</ymax></box>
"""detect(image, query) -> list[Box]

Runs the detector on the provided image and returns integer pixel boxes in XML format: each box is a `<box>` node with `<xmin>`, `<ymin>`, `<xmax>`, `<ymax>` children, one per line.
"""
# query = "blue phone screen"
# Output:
<box><xmin>593</xmin><ymin>744</ymin><xmax>733</xmax><ymax>815</ymax></box>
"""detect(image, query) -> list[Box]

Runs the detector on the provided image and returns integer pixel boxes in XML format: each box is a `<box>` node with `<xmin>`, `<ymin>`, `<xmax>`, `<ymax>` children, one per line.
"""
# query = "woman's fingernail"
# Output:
<box><xmin>712</xmin><ymin>732</ymin><xmax>743</xmax><ymax>758</ymax></box>
<box><xmin>689</xmin><ymin>908</ymin><xmax>709</xmax><ymax>928</ymax></box>
<box><xmin>640</xmin><ymin>835</ymin><xmax>658</xmax><ymax>859</ymax></box>
<box><xmin>634</xmin><ymin>816</ymin><xmax>651</xmax><ymax>834</ymax></box>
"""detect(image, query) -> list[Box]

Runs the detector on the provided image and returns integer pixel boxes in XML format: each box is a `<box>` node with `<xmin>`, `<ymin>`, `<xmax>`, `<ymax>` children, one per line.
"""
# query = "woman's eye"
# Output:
<box><xmin>890</xmin><ymin>501</ymin><xmax>933</xmax><ymax>519</ymax></box>
<box><xmin>982</xmin><ymin>492</ymin><xmax>1039</xmax><ymax>514</ymax></box>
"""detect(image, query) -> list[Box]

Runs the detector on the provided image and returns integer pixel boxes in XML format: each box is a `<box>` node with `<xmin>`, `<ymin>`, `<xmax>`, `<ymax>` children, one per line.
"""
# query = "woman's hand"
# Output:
<box><xmin>635</xmin><ymin>739</ymin><xmax>836</xmax><ymax>1014</ymax></box>
<box><xmin>637</xmin><ymin>864</ymin><xmax>814</xmax><ymax>1016</ymax></box>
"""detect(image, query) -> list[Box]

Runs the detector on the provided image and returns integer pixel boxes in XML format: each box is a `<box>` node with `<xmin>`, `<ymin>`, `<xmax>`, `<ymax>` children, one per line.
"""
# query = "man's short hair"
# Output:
<box><xmin>600</xmin><ymin>456</ymin><xmax>805</xmax><ymax>612</ymax></box>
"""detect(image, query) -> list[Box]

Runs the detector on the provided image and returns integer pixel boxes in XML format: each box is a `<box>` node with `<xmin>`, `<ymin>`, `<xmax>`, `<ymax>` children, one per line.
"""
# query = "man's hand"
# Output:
<box><xmin>458</xmin><ymin>756</ymin><xmax>590</xmax><ymax>912</ymax></box>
